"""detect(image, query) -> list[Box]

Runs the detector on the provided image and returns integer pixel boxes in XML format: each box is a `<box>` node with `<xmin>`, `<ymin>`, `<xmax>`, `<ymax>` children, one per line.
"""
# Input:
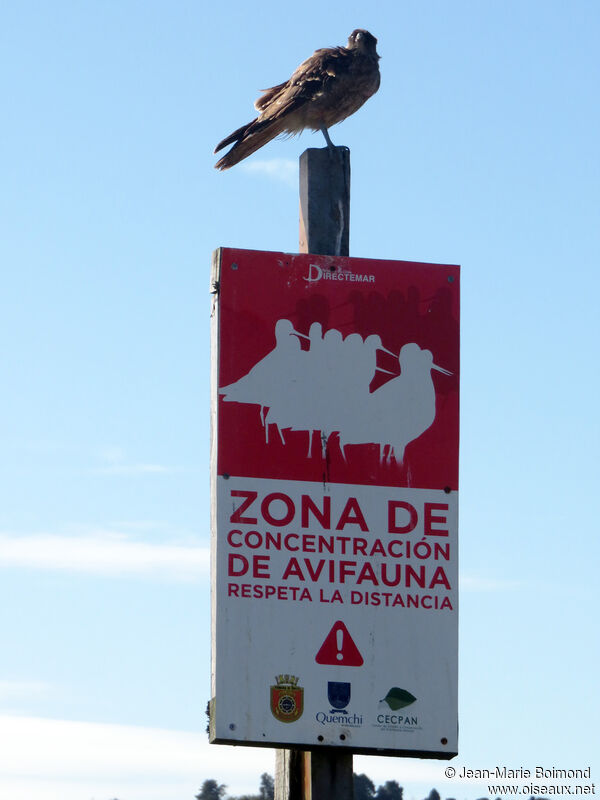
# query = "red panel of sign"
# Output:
<box><xmin>216</xmin><ymin>249</ymin><xmax>458</xmax><ymax>490</ymax></box>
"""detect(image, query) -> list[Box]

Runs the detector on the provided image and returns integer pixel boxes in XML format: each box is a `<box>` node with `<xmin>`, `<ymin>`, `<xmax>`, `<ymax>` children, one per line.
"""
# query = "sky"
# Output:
<box><xmin>0</xmin><ymin>0</ymin><xmax>599</xmax><ymax>798</ymax></box>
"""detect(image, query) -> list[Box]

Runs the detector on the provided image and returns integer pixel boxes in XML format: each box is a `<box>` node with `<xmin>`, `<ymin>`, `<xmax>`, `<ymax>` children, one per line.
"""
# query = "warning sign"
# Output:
<box><xmin>315</xmin><ymin>621</ymin><xmax>364</xmax><ymax>666</ymax></box>
<box><xmin>210</xmin><ymin>248</ymin><xmax>459</xmax><ymax>758</ymax></box>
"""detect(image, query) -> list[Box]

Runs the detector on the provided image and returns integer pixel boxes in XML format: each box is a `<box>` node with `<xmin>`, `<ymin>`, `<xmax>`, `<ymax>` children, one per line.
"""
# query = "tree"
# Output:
<box><xmin>259</xmin><ymin>772</ymin><xmax>275</xmax><ymax>800</ymax></box>
<box><xmin>425</xmin><ymin>790</ymin><xmax>440</xmax><ymax>800</ymax></box>
<box><xmin>227</xmin><ymin>795</ymin><xmax>259</xmax><ymax>800</ymax></box>
<box><xmin>354</xmin><ymin>772</ymin><xmax>376</xmax><ymax>800</ymax></box>
<box><xmin>227</xmin><ymin>771</ymin><xmax>274</xmax><ymax>800</ymax></box>
<box><xmin>376</xmin><ymin>780</ymin><xmax>403</xmax><ymax>800</ymax></box>
<box><xmin>195</xmin><ymin>779</ymin><xmax>227</xmax><ymax>800</ymax></box>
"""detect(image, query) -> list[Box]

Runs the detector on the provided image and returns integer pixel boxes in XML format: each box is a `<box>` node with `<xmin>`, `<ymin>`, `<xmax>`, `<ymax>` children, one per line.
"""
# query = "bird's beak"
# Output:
<box><xmin>375</xmin><ymin>367</ymin><xmax>396</xmax><ymax>375</ymax></box>
<box><xmin>378</xmin><ymin>345</ymin><xmax>396</xmax><ymax>357</ymax></box>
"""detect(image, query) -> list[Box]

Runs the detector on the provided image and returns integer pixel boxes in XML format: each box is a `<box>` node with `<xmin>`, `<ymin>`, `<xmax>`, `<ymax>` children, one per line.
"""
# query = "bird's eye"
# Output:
<box><xmin>355</xmin><ymin>31</ymin><xmax>362</xmax><ymax>40</ymax></box>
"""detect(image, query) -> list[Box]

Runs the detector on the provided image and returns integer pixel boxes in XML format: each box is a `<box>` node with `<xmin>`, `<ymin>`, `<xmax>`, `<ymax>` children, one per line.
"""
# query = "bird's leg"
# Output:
<box><xmin>339</xmin><ymin>437</ymin><xmax>348</xmax><ymax>464</ymax></box>
<box><xmin>320</xmin><ymin>432</ymin><xmax>328</xmax><ymax>458</ymax></box>
<box><xmin>320</xmin><ymin>126</ymin><xmax>335</xmax><ymax>151</ymax></box>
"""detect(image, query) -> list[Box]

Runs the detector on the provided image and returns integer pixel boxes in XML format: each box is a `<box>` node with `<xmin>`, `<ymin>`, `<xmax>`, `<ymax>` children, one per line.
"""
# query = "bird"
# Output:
<box><xmin>369</xmin><ymin>344</ymin><xmax>452</xmax><ymax>463</ymax></box>
<box><xmin>219</xmin><ymin>318</ymin><xmax>304</xmax><ymax>440</ymax></box>
<box><xmin>214</xmin><ymin>29</ymin><xmax>380</xmax><ymax>170</ymax></box>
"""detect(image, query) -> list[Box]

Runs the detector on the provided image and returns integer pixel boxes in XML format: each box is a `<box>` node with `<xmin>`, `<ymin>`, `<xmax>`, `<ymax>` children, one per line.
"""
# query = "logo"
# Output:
<box><xmin>315</xmin><ymin>682</ymin><xmax>363</xmax><ymax>727</ymax></box>
<box><xmin>381</xmin><ymin>687</ymin><xmax>417</xmax><ymax>710</ymax></box>
<box><xmin>374</xmin><ymin>687</ymin><xmax>420</xmax><ymax>731</ymax></box>
<box><xmin>303</xmin><ymin>263</ymin><xmax>375</xmax><ymax>284</ymax></box>
<box><xmin>270</xmin><ymin>675</ymin><xmax>303</xmax><ymax>723</ymax></box>
<box><xmin>328</xmin><ymin>681</ymin><xmax>351</xmax><ymax>713</ymax></box>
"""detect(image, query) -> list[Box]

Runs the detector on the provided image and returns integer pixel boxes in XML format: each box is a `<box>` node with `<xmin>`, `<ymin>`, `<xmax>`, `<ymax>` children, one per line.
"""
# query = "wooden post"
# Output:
<box><xmin>299</xmin><ymin>147</ymin><xmax>350</xmax><ymax>257</ymax></box>
<box><xmin>275</xmin><ymin>144</ymin><xmax>354</xmax><ymax>800</ymax></box>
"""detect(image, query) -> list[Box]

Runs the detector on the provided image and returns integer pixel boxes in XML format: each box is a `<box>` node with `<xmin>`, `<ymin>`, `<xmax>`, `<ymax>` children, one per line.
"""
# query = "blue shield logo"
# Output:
<box><xmin>327</xmin><ymin>681</ymin><xmax>351</xmax><ymax>712</ymax></box>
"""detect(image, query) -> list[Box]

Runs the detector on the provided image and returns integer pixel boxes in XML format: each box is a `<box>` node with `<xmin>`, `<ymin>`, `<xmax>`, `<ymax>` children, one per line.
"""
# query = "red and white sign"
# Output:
<box><xmin>210</xmin><ymin>248</ymin><xmax>459</xmax><ymax>758</ymax></box>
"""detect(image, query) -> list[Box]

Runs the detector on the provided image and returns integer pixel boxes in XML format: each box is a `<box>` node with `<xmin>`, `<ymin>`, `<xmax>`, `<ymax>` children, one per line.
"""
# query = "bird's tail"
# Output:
<box><xmin>214</xmin><ymin>118</ymin><xmax>283</xmax><ymax>170</ymax></box>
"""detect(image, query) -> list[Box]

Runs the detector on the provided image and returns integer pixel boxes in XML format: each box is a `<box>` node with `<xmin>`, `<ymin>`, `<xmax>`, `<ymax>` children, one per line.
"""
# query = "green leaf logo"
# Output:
<box><xmin>381</xmin><ymin>687</ymin><xmax>417</xmax><ymax>710</ymax></box>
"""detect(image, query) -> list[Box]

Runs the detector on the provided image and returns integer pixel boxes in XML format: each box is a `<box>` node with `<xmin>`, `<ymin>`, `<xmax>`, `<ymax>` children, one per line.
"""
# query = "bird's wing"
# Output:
<box><xmin>253</xmin><ymin>46</ymin><xmax>349</xmax><ymax>121</ymax></box>
<box><xmin>254</xmin><ymin>81</ymin><xmax>288</xmax><ymax>112</ymax></box>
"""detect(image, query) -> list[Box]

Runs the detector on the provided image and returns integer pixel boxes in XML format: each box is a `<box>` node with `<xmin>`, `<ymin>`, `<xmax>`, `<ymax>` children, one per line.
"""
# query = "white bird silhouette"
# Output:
<box><xmin>369</xmin><ymin>343</ymin><xmax>451</xmax><ymax>462</ymax></box>
<box><xmin>220</xmin><ymin>318</ymin><xmax>304</xmax><ymax>438</ymax></box>
<box><xmin>220</xmin><ymin>319</ymin><xmax>451</xmax><ymax>463</ymax></box>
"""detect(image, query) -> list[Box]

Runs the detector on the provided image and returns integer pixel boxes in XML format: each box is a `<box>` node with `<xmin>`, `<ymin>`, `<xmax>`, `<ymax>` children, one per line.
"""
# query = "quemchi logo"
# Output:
<box><xmin>315</xmin><ymin>681</ymin><xmax>363</xmax><ymax>727</ymax></box>
<box><xmin>270</xmin><ymin>674</ymin><xmax>303</xmax><ymax>723</ymax></box>
<box><xmin>304</xmin><ymin>263</ymin><xmax>376</xmax><ymax>284</ymax></box>
<box><xmin>374</xmin><ymin>687</ymin><xmax>420</xmax><ymax>731</ymax></box>
<box><xmin>329</xmin><ymin>681</ymin><xmax>351</xmax><ymax>712</ymax></box>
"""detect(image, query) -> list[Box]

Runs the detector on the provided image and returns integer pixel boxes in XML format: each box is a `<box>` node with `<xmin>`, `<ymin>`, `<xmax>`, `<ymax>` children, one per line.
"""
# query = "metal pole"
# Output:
<box><xmin>274</xmin><ymin>144</ymin><xmax>353</xmax><ymax>800</ymax></box>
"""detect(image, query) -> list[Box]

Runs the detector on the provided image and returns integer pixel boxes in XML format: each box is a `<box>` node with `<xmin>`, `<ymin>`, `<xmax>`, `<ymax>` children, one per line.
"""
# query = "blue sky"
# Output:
<box><xmin>1</xmin><ymin>1</ymin><xmax>599</xmax><ymax>798</ymax></box>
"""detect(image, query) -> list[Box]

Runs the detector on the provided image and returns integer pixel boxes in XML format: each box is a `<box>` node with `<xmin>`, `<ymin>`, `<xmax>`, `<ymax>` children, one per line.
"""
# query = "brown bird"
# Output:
<box><xmin>214</xmin><ymin>29</ymin><xmax>380</xmax><ymax>170</ymax></box>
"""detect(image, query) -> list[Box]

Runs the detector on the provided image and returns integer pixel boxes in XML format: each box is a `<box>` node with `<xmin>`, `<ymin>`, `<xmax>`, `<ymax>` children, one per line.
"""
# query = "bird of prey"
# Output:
<box><xmin>214</xmin><ymin>29</ymin><xmax>380</xmax><ymax>170</ymax></box>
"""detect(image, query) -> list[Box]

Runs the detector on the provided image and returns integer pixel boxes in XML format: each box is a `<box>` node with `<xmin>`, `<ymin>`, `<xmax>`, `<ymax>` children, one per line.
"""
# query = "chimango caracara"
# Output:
<box><xmin>214</xmin><ymin>29</ymin><xmax>380</xmax><ymax>170</ymax></box>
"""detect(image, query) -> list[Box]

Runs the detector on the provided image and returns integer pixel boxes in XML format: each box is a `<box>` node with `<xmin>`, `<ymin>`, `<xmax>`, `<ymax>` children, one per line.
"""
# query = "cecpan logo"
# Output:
<box><xmin>381</xmin><ymin>687</ymin><xmax>417</xmax><ymax>710</ymax></box>
<box><xmin>374</xmin><ymin>687</ymin><xmax>421</xmax><ymax>731</ymax></box>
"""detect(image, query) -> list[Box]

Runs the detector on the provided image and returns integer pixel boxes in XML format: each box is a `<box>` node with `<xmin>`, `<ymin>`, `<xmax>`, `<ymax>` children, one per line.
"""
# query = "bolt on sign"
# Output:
<box><xmin>210</xmin><ymin>248</ymin><xmax>459</xmax><ymax>758</ymax></box>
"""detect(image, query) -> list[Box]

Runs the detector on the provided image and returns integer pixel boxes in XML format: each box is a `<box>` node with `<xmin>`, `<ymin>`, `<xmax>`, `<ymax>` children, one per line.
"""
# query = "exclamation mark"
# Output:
<box><xmin>336</xmin><ymin>628</ymin><xmax>344</xmax><ymax>661</ymax></box>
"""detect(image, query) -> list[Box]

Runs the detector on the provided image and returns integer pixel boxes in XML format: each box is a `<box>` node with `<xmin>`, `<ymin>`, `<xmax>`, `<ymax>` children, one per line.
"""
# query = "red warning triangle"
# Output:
<box><xmin>315</xmin><ymin>620</ymin><xmax>364</xmax><ymax>667</ymax></box>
